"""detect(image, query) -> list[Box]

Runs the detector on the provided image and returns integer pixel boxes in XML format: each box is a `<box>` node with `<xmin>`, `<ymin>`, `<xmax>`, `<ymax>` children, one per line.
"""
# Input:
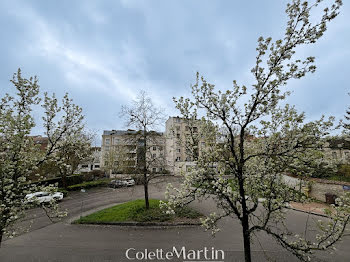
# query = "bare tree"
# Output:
<box><xmin>121</xmin><ymin>91</ymin><xmax>166</xmax><ymax>209</ymax></box>
<box><xmin>103</xmin><ymin>145</ymin><xmax>130</xmax><ymax>175</ymax></box>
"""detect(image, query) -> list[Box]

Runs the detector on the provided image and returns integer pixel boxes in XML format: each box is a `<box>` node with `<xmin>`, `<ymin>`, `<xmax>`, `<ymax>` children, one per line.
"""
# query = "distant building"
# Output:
<box><xmin>101</xmin><ymin>129</ymin><xmax>165</xmax><ymax>175</ymax></box>
<box><xmin>31</xmin><ymin>136</ymin><xmax>48</xmax><ymax>151</ymax></box>
<box><xmin>165</xmin><ymin>116</ymin><xmax>202</xmax><ymax>175</ymax></box>
<box><xmin>77</xmin><ymin>147</ymin><xmax>102</xmax><ymax>173</ymax></box>
<box><xmin>324</xmin><ymin>137</ymin><xmax>350</xmax><ymax>163</ymax></box>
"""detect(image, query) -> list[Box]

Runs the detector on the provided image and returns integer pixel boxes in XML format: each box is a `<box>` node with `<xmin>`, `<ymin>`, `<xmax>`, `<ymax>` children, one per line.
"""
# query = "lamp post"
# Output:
<box><xmin>80</xmin><ymin>188</ymin><xmax>86</xmax><ymax>219</ymax></box>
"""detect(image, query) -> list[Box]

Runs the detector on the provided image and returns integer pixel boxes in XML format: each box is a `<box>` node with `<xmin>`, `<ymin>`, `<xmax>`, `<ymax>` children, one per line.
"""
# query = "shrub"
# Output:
<box><xmin>67</xmin><ymin>179</ymin><xmax>110</xmax><ymax>191</ymax></box>
<box><xmin>337</xmin><ymin>164</ymin><xmax>350</xmax><ymax>178</ymax></box>
<box><xmin>90</xmin><ymin>169</ymin><xmax>106</xmax><ymax>179</ymax></box>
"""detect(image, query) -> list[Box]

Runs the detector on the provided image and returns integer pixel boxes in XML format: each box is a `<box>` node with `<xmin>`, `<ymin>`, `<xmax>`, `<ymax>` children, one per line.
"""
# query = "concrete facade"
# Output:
<box><xmin>101</xmin><ymin>129</ymin><xmax>166</xmax><ymax>175</ymax></box>
<box><xmin>323</xmin><ymin>137</ymin><xmax>350</xmax><ymax>163</ymax></box>
<box><xmin>101</xmin><ymin>117</ymin><xmax>203</xmax><ymax>175</ymax></box>
<box><xmin>165</xmin><ymin>116</ymin><xmax>203</xmax><ymax>175</ymax></box>
<box><xmin>77</xmin><ymin>147</ymin><xmax>102</xmax><ymax>173</ymax></box>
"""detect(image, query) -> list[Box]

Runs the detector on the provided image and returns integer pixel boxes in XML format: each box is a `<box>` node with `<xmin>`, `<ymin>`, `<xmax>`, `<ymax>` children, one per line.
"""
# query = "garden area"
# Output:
<box><xmin>74</xmin><ymin>199</ymin><xmax>203</xmax><ymax>224</ymax></box>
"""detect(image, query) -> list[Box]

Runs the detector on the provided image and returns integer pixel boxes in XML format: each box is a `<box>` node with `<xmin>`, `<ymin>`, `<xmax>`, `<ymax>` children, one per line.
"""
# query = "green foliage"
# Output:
<box><xmin>67</xmin><ymin>179</ymin><xmax>111</xmax><ymax>191</ymax></box>
<box><xmin>29</xmin><ymin>173</ymin><xmax>94</xmax><ymax>188</ymax></box>
<box><xmin>74</xmin><ymin>199</ymin><xmax>202</xmax><ymax>223</ymax></box>
<box><xmin>337</xmin><ymin>164</ymin><xmax>350</xmax><ymax>178</ymax></box>
<box><xmin>316</xmin><ymin>164</ymin><xmax>350</xmax><ymax>182</ymax></box>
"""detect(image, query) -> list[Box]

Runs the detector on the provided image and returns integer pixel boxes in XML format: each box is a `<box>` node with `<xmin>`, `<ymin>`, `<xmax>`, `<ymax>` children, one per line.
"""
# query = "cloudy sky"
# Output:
<box><xmin>1</xmin><ymin>0</ymin><xmax>349</xmax><ymax>145</ymax></box>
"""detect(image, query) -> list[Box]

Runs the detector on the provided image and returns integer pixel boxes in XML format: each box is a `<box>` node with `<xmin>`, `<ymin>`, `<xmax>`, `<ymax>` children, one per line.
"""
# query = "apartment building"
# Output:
<box><xmin>101</xmin><ymin>129</ymin><xmax>166</xmax><ymax>175</ymax></box>
<box><xmin>31</xmin><ymin>135</ymin><xmax>49</xmax><ymax>151</ymax></box>
<box><xmin>77</xmin><ymin>147</ymin><xmax>102</xmax><ymax>173</ymax></box>
<box><xmin>323</xmin><ymin>137</ymin><xmax>350</xmax><ymax>163</ymax></box>
<box><xmin>165</xmin><ymin>116</ymin><xmax>203</xmax><ymax>175</ymax></box>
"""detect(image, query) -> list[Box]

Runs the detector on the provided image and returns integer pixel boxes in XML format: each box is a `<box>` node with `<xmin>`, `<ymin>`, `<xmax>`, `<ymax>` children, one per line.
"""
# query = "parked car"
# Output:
<box><xmin>108</xmin><ymin>180</ymin><xmax>125</xmax><ymax>188</ymax></box>
<box><xmin>25</xmin><ymin>191</ymin><xmax>64</xmax><ymax>204</ymax></box>
<box><xmin>108</xmin><ymin>179</ymin><xmax>135</xmax><ymax>188</ymax></box>
<box><xmin>124</xmin><ymin>178</ymin><xmax>135</xmax><ymax>187</ymax></box>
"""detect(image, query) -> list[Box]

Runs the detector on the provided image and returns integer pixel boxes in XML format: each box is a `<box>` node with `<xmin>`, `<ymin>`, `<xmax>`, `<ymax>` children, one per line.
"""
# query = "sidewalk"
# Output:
<box><xmin>289</xmin><ymin>201</ymin><xmax>332</xmax><ymax>217</ymax></box>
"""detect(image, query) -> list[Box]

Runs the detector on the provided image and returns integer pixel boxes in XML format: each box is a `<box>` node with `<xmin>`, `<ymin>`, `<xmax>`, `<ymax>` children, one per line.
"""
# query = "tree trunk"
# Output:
<box><xmin>0</xmin><ymin>230</ymin><xmax>3</xmax><ymax>248</ymax></box>
<box><xmin>62</xmin><ymin>175</ymin><xmax>67</xmax><ymax>190</ymax></box>
<box><xmin>143</xmin><ymin>127</ymin><xmax>150</xmax><ymax>209</ymax></box>
<box><xmin>242</xmin><ymin>216</ymin><xmax>252</xmax><ymax>262</ymax></box>
<box><xmin>143</xmin><ymin>174</ymin><xmax>149</xmax><ymax>209</ymax></box>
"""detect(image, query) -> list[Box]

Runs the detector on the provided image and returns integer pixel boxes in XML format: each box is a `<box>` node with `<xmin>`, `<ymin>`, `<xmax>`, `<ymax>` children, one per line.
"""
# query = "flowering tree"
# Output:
<box><xmin>121</xmin><ymin>91</ymin><xmax>166</xmax><ymax>209</ymax></box>
<box><xmin>0</xmin><ymin>69</ymin><xmax>86</xmax><ymax>246</ymax></box>
<box><xmin>54</xmin><ymin>131</ymin><xmax>93</xmax><ymax>189</ymax></box>
<box><xmin>161</xmin><ymin>1</ymin><xmax>350</xmax><ymax>261</ymax></box>
<box><xmin>341</xmin><ymin>93</ymin><xmax>350</xmax><ymax>135</ymax></box>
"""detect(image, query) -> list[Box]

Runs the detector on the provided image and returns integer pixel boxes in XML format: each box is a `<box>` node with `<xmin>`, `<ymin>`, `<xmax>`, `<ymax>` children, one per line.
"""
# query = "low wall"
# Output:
<box><xmin>282</xmin><ymin>174</ymin><xmax>350</xmax><ymax>202</ymax></box>
<box><xmin>282</xmin><ymin>175</ymin><xmax>302</xmax><ymax>189</ymax></box>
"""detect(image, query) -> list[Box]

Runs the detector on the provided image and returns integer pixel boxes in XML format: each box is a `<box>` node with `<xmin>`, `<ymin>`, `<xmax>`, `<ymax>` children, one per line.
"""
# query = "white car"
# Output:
<box><xmin>124</xmin><ymin>179</ymin><xmax>135</xmax><ymax>187</ymax></box>
<box><xmin>25</xmin><ymin>191</ymin><xmax>64</xmax><ymax>204</ymax></box>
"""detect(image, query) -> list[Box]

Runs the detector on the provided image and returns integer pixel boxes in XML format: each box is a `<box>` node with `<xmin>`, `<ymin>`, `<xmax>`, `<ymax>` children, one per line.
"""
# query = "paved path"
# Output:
<box><xmin>0</xmin><ymin>178</ymin><xmax>349</xmax><ymax>262</ymax></box>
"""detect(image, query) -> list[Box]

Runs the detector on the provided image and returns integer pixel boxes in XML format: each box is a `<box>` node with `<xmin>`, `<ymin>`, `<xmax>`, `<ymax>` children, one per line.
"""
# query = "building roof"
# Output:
<box><xmin>103</xmin><ymin>130</ymin><xmax>163</xmax><ymax>136</ymax></box>
<box><xmin>327</xmin><ymin>137</ymin><xmax>350</xmax><ymax>150</ymax></box>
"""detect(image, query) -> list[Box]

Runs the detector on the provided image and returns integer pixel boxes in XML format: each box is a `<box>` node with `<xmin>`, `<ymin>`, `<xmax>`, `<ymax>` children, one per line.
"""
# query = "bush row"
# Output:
<box><xmin>67</xmin><ymin>179</ymin><xmax>111</xmax><ymax>191</ymax></box>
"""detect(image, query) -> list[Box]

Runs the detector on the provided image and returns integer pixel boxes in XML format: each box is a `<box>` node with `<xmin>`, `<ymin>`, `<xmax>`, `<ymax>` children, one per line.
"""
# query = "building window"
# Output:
<box><xmin>176</xmin><ymin>157</ymin><xmax>181</xmax><ymax>162</ymax></box>
<box><xmin>193</xmin><ymin>127</ymin><xmax>198</xmax><ymax>133</ymax></box>
<box><xmin>186</xmin><ymin>156</ymin><xmax>191</xmax><ymax>162</ymax></box>
<box><xmin>153</xmin><ymin>146</ymin><xmax>157</xmax><ymax>151</ymax></box>
<box><xmin>159</xmin><ymin>146</ymin><xmax>163</xmax><ymax>151</ymax></box>
<box><xmin>153</xmin><ymin>168</ymin><xmax>157</xmax><ymax>172</ymax></box>
<box><xmin>159</xmin><ymin>167</ymin><xmax>163</xmax><ymax>172</ymax></box>
<box><xmin>105</xmin><ymin>138</ymin><xmax>110</xmax><ymax>145</ymax></box>
<box><xmin>152</xmin><ymin>154</ymin><xmax>156</xmax><ymax>158</ymax></box>
<box><xmin>175</xmin><ymin>118</ymin><xmax>181</xmax><ymax>123</ymax></box>
<box><xmin>177</xmin><ymin>134</ymin><xmax>180</xmax><ymax>139</ymax></box>
<box><xmin>94</xmin><ymin>165</ymin><xmax>100</xmax><ymax>168</ymax></box>
<box><xmin>185</xmin><ymin>126</ymin><xmax>189</xmax><ymax>131</ymax></box>
<box><xmin>176</xmin><ymin>148</ymin><xmax>181</xmax><ymax>153</ymax></box>
<box><xmin>81</xmin><ymin>164</ymin><xmax>88</xmax><ymax>168</ymax></box>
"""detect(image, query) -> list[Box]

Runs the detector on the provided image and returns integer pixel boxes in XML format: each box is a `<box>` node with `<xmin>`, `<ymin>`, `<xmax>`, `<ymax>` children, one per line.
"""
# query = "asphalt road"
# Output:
<box><xmin>0</xmin><ymin>177</ymin><xmax>349</xmax><ymax>262</ymax></box>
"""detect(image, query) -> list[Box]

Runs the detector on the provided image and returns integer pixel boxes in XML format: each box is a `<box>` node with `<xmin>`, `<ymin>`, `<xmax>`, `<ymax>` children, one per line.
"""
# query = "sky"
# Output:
<box><xmin>0</xmin><ymin>0</ymin><xmax>349</xmax><ymax>145</ymax></box>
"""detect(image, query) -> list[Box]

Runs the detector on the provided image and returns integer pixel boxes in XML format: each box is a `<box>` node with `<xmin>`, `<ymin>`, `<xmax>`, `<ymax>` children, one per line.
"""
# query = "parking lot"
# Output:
<box><xmin>1</xmin><ymin>176</ymin><xmax>350</xmax><ymax>262</ymax></box>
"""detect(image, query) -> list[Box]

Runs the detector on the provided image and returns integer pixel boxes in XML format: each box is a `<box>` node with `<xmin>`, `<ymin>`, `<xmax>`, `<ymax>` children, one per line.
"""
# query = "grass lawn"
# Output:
<box><xmin>74</xmin><ymin>199</ymin><xmax>202</xmax><ymax>224</ymax></box>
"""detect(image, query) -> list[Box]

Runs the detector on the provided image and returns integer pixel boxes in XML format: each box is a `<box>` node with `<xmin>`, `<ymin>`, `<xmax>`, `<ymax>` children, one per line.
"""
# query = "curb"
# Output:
<box><xmin>288</xmin><ymin>207</ymin><xmax>329</xmax><ymax>218</ymax></box>
<box><xmin>69</xmin><ymin>201</ymin><xmax>202</xmax><ymax>228</ymax></box>
<box><xmin>73</xmin><ymin>221</ymin><xmax>202</xmax><ymax>227</ymax></box>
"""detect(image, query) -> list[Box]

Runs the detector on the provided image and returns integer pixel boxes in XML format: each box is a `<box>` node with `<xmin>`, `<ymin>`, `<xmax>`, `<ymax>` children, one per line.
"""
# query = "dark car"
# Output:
<box><xmin>108</xmin><ymin>180</ymin><xmax>126</xmax><ymax>188</ymax></box>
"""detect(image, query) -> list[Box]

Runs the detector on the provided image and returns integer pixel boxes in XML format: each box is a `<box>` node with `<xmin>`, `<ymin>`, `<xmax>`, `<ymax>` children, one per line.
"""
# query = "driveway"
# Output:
<box><xmin>0</xmin><ymin>177</ymin><xmax>349</xmax><ymax>262</ymax></box>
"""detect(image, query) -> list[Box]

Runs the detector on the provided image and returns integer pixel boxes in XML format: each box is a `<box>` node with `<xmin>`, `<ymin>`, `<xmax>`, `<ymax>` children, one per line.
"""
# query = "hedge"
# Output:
<box><xmin>67</xmin><ymin>179</ymin><xmax>111</xmax><ymax>191</ymax></box>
